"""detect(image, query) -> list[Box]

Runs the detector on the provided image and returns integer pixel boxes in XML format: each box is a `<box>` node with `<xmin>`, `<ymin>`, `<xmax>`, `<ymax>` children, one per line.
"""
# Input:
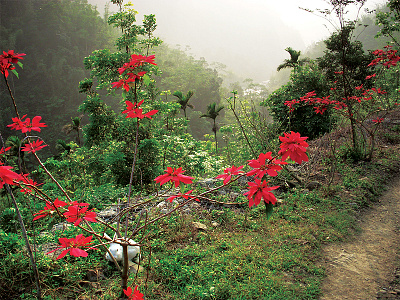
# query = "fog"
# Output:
<box><xmin>88</xmin><ymin>0</ymin><xmax>388</xmax><ymax>82</ymax></box>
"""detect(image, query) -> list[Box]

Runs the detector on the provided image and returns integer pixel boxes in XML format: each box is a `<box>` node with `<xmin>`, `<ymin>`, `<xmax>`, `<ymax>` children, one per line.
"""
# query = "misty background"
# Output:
<box><xmin>88</xmin><ymin>0</ymin><xmax>387</xmax><ymax>82</ymax></box>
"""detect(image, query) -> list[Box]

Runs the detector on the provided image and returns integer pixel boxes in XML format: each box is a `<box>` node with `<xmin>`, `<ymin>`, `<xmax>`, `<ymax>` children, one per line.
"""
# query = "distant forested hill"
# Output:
<box><xmin>0</xmin><ymin>0</ymin><xmax>225</xmax><ymax>145</ymax></box>
<box><xmin>0</xmin><ymin>0</ymin><xmax>115</xmax><ymax>145</ymax></box>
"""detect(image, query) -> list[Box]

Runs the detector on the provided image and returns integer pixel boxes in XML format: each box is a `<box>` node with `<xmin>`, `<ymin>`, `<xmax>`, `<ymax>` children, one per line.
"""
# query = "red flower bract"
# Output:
<box><xmin>20</xmin><ymin>174</ymin><xmax>41</xmax><ymax>194</ymax></box>
<box><xmin>33</xmin><ymin>198</ymin><xmax>68</xmax><ymax>221</ymax></box>
<box><xmin>63</xmin><ymin>204</ymin><xmax>97</xmax><ymax>226</ymax></box>
<box><xmin>7</xmin><ymin>115</ymin><xmax>47</xmax><ymax>133</ymax></box>
<box><xmin>0</xmin><ymin>50</ymin><xmax>26</xmax><ymax>64</ymax></box>
<box><xmin>247</xmin><ymin>153</ymin><xmax>286</xmax><ymax>179</ymax></box>
<box><xmin>124</xmin><ymin>286</ymin><xmax>144</xmax><ymax>300</ymax></box>
<box><xmin>111</xmin><ymin>78</ymin><xmax>135</xmax><ymax>92</ymax></box>
<box><xmin>372</xmin><ymin>117</ymin><xmax>384</xmax><ymax>124</ymax></box>
<box><xmin>244</xmin><ymin>179</ymin><xmax>279</xmax><ymax>208</ymax></box>
<box><xmin>278</xmin><ymin>131</ymin><xmax>309</xmax><ymax>164</ymax></box>
<box><xmin>0</xmin><ymin>147</ymin><xmax>11</xmax><ymax>155</ymax></box>
<box><xmin>0</xmin><ymin>62</ymin><xmax>14</xmax><ymax>78</ymax></box>
<box><xmin>21</xmin><ymin>139</ymin><xmax>47</xmax><ymax>153</ymax></box>
<box><xmin>166</xmin><ymin>190</ymin><xmax>199</xmax><ymax>203</ymax></box>
<box><xmin>0</xmin><ymin>165</ymin><xmax>23</xmax><ymax>189</ymax></box>
<box><xmin>216</xmin><ymin>165</ymin><xmax>244</xmax><ymax>185</ymax></box>
<box><xmin>154</xmin><ymin>167</ymin><xmax>194</xmax><ymax>188</ymax></box>
<box><xmin>122</xmin><ymin>100</ymin><xmax>158</xmax><ymax>119</ymax></box>
<box><xmin>47</xmin><ymin>234</ymin><xmax>97</xmax><ymax>260</ymax></box>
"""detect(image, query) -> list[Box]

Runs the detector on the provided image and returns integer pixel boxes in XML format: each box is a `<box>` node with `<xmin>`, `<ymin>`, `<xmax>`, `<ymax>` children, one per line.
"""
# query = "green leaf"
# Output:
<box><xmin>142</xmin><ymin>73</ymin><xmax>151</xmax><ymax>86</ymax></box>
<box><xmin>11</xmin><ymin>69</ymin><xmax>19</xmax><ymax>79</ymax></box>
<box><xmin>264</xmin><ymin>202</ymin><xmax>274</xmax><ymax>219</ymax></box>
<box><xmin>17</xmin><ymin>61</ymin><xmax>23</xmax><ymax>69</ymax></box>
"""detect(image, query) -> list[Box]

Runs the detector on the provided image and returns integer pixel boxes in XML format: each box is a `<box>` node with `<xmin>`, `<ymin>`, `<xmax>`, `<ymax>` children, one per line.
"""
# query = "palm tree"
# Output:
<box><xmin>277</xmin><ymin>47</ymin><xmax>309</xmax><ymax>71</ymax></box>
<box><xmin>173</xmin><ymin>90</ymin><xmax>194</xmax><ymax>118</ymax></box>
<box><xmin>201</xmin><ymin>102</ymin><xmax>224</xmax><ymax>154</ymax></box>
<box><xmin>62</xmin><ymin>115</ymin><xmax>83</xmax><ymax>146</ymax></box>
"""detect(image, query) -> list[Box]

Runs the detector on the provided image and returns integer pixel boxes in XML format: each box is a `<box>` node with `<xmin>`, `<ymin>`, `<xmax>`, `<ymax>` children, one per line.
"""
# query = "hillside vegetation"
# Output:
<box><xmin>1</xmin><ymin>0</ymin><xmax>400</xmax><ymax>299</ymax></box>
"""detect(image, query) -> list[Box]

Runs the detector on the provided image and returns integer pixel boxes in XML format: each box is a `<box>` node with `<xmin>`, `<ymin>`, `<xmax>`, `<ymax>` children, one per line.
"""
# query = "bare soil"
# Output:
<box><xmin>320</xmin><ymin>176</ymin><xmax>400</xmax><ymax>300</ymax></box>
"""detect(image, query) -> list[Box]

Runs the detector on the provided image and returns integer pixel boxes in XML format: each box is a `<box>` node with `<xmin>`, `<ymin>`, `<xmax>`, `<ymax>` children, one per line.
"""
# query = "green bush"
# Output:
<box><xmin>262</xmin><ymin>63</ymin><xmax>333</xmax><ymax>139</ymax></box>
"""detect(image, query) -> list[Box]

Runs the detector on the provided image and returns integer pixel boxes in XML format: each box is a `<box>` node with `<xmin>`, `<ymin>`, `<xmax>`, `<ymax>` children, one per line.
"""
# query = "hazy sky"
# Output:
<box><xmin>89</xmin><ymin>0</ymin><xmax>388</xmax><ymax>81</ymax></box>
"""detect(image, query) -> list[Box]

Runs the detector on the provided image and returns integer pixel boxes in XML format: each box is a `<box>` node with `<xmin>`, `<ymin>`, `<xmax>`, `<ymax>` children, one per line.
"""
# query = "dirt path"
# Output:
<box><xmin>320</xmin><ymin>177</ymin><xmax>400</xmax><ymax>300</ymax></box>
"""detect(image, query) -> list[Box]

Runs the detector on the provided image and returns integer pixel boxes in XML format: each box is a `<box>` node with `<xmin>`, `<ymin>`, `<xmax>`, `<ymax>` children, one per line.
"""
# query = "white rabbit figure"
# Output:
<box><xmin>104</xmin><ymin>233</ymin><xmax>140</xmax><ymax>264</ymax></box>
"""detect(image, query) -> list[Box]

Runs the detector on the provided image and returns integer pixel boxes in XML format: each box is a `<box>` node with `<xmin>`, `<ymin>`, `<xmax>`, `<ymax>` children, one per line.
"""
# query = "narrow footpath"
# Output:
<box><xmin>321</xmin><ymin>176</ymin><xmax>400</xmax><ymax>300</ymax></box>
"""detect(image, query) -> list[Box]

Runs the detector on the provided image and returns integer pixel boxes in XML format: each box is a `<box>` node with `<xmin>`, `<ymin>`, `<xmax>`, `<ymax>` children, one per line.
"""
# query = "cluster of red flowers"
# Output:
<box><xmin>112</xmin><ymin>54</ymin><xmax>156</xmax><ymax>92</ymax></box>
<box><xmin>8</xmin><ymin>115</ymin><xmax>47</xmax><ymax>133</ymax></box>
<box><xmin>285</xmin><ymin>91</ymin><xmax>347</xmax><ymax>115</ymax></box>
<box><xmin>154</xmin><ymin>167</ymin><xmax>194</xmax><ymax>187</ymax></box>
<box><xmin>2</xmin><ymin>49</ymin><xmax>309</xmax><ymax>298</ymax></box>
<box><xmin>47</xmin><ymin>234</ymin><xmax>97</xmax><ymax>259</ymax></box>
<box><xmin>369</xmin><ymin>46</ymin><xmax>400</xmax><ymax>68</ymax></box>
<box><xmin>32</xmin><ymin>198</ymin><xmax>98</xmax><ymax>259</ymax></box>
<box><xmin>287</xmin><ymin>84</ymin><xmax>388</xmax><ymax>116</ymax></box>
<box><xmin>122</xmin><ymin>100</ymin><xmax>158</xmax><ymax>119</ymax></box>
<box><xmin>0</xmin><ymin>50</ymin><xmax>25</xmax><ymax>78</ymax></box>
<box><xmin>156</xmin><ymin>131</ymin><xmax>309</xmax><ymax>208</ymax></box>
<box><xmin>112</xmin><ymin>54</ymin><xmax>159</xmax><ymax>119</ymax></box>
<box><xmin>21</xmin><ymin>139</ymin><xmax>47</xmax><ymax>153</ymax></box>
<box><xmin>34</xmin><ymin>199</ymin><xmax>97</xmax><ymax>226</ymax></box>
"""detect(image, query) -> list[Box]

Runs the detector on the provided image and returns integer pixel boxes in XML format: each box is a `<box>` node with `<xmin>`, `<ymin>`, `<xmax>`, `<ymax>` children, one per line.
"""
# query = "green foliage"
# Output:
<box><xmin>317</xmin><ymin>24</ymin><xmax>374</xmax><ymax>86</ymax></box>
<box><xmin>160</xmin><ymin>134</ymin><xmax>223</xmax><ymax>176</ymax></box>
<box><xmin>0</xmin><ymin>207</ymin><xmax>18</xmax><ymax>233</ymax></box>
<box><xmin>0</xmin><ymin>0</ymin><xmax>115</xmax><ymax>145</ymax></box>
<box><xmin>153</xmin><ymin>44</ymin><xmax>223</xmax><ymax>138</ymax></box>
<box><xmin>262</xmin><ymin>63</ymin><xmax>333</xmax><ymax>139</ymax></box>
<box><xmin>277</xmin><ymin>47</ymin><xmax>309</xmax><ymax>71</ymax></box>
<box><xmin>173</xmin><ymin>90</ymin><xmax>194</xmax><ymax>118</ymax></box>
<box><xmin>375</xmin><ymin>0</ymin><xmax>400</xmax><ymax>45</ymax></box>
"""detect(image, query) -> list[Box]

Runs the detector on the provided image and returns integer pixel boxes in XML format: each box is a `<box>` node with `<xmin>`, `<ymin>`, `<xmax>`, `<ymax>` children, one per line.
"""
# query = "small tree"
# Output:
<box><xmin>201</xmin><ymin>102</ymin><xmax>224</xmax><ymax>154</ymax></box>
<box><xmin>173</xmin><ymin>90</ymin><xmax>194</xmax><ymax>118</ymax></box>
<box><xmin>277</xmin><ymin>47</ymin><xmax>309</xmax><ymax>71</ymax></box>
<box><xmin>62</xmin><ymin>115</ymin><xmax>83</xmax><ymax>146</ymax></box>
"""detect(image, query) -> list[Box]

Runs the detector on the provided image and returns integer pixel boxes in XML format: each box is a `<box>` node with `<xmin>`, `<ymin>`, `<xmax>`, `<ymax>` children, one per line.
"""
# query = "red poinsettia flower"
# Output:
<box><xmin>314</xmin><ymin>105</ymin><xmax>327</xmax><ymax>115</ymax></box>
<box><xmin>372</xmin><ymin>117</ymin><xmax>384</xmax><ymax>124</ymax></box>
<box><xmin>24</xmin><ymin>116</ymin><xmax>47</xmax><ymax>132</ymax></box>
<box><xmin>216</xmin><ymin>165</ymin><xmax>244</xmax><ymax>185</ymax></box>
<box><xmin>0</xmin><ymin>50</ymin><xmax>26</xmax><ymax>64</ymax></box>
<box><xmin>131</xmin><ymin>54</ymin><xmax>157</xmax><ymax>67</ymax></box>
<box><xmin>21</xmin><ymin>139</ymin><xmax>47</xmax><ymax>153</ymax></box>
<box><xmin>7</xmin><ymin>115</ymin><xmax>46</xmax><ymax>133</ymax></box>
<box><xmin>284</xmin><ymin>99</ymin><xmax>300</xmax><ymax>113</ymax></box>
<box><xmin>0</xmin><ymin>62</ymin><xmax>15</xmax><ymax>78</ymax></box>
<box><xmin>244</xmin><ymin>179</ymin><xmax>279</xmax><ymax>208</ymax></box>
<box><xmin>365</xmin><ymin>73</ymin><xmax>376</xmax><ymax>80</ymax></box>
<box><xmin>7</xmin><ymin>115</ymin><xmax>26</xmax><ymax>131</ymax></box>
<box><xmin>33</xmin><ymin>198</ymin><xmax>68</xmax><ymax>221</ymax></box>
<box><xmin>111</xmin><ymin>78</ymin><xmax>135</xmax><ymax>92</ymax></box>
<box><xmin>0</xmin><ymin>165</ymin><xmax>23</xmax><ymax>189</ymax></box>
<box><xmin>0</xmin><ymin>147</ymin><xmax>11</xmax><ymax>155</ymax></box>
<box><xmin>118</xmin><ymin>54</ymin><xmax>157</xmax><ymax>75</ymax></box>
<box><xmin>122</xmin><ymin>100</ymin><xmax>158</xmax><ymax>119</ymax></box>
<box><xmin>124</xmin><ymin>286</ymin><xmax>144</xmax><ymax>300</ymax></box>
<box><xmin>278</xmin><ymin>131</ymin><xmax>309</xmax><ymax>164</ymax></box>
<box><xmin>166</xmin><ymin>190</ymin><xmax>199</xmax><ymax>203</ymax></box>
<box><xmin>47</xmin><ymin>234</ymin><xmax>97</xmax><ymax>260</ymax></box>
<box><xmin>63</xmin><ymin>204</ymin><xmax>97</xmax><ymax>226</ymax></box>
<box><xmin>126</xmin><ymin>71</ymin><xmax>147</xmax><ymax>80</ymax></box>
<box><xmin>154</xmin><ymin>167</ymin><xmax>194</xmax><ymax>188</ymax></box>
<box><xmin>20</xmin><ymin>174</ymin><xmax>42</xmax><ymax>194</ymax></box>
<box><xmin>247</xmin><ymin>153</ymin><xmax>286</xmax><ymax>179</ymax></box>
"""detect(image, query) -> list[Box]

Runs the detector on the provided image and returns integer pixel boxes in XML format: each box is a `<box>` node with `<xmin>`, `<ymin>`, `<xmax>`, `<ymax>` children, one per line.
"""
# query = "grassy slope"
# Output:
<box><xmin>2</xmin><ymin>115</ymin><xmax>400</xmax><ymax>300</ymax></box>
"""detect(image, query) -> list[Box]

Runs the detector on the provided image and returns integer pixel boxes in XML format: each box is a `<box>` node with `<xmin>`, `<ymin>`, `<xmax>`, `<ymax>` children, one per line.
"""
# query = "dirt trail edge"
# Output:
<box><xmin>321</xmin><ymin>176</ymin><xmax>400</xmax><ymax>300</ymax></box>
